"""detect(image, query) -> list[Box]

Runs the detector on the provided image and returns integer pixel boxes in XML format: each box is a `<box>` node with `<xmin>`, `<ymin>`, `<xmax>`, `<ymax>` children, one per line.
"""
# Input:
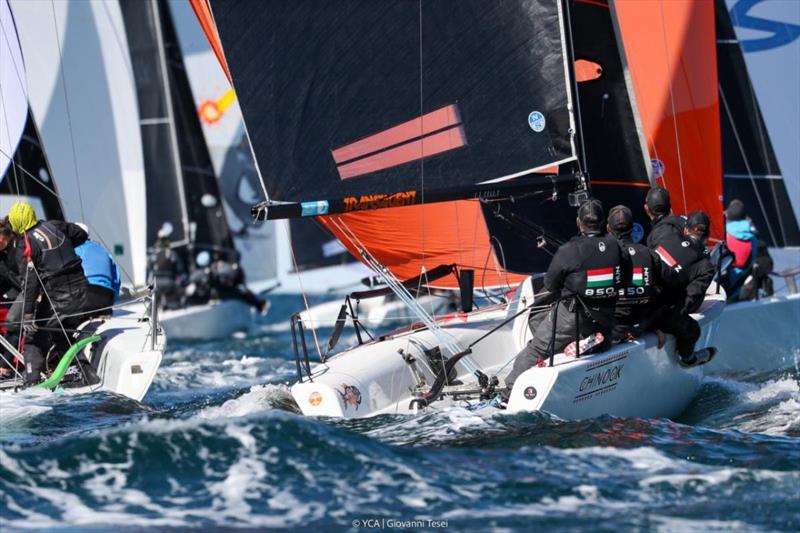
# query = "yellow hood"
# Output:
<box><xmin>8</xmin><ymin>201</ymin><xmax>37</xmax><ymax>233</ymax></box>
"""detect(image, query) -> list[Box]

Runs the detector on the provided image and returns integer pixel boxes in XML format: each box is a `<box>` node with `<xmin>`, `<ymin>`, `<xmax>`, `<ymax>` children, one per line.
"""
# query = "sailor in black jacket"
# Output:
<box><xmin>651</xmin><ymin>211</ymin><xmax>716</xmax><ymax>365</ymax></box>
<box><xmin>11</xmin><ymin>213</ymin><xmax>89</xmax><ymax>385</ymax></box>
<box><xmin>606</xmin><ymin>205</ymin><xmax>677</xmax><ymax>340</ymax></box>
<box><xmin>644</xmin><ymin>186</ymin><xmax>686</xmax><ymax>249</ymax></box>
<box><xmin>504</xmin><ymin>199</ymin><xmax>631</xmax><ymax>393</ymax></box>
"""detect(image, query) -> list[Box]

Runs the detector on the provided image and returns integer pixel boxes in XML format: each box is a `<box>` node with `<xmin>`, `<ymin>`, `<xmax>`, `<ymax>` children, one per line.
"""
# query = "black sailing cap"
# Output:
<box><xmin>686</xmin><ymin>210</ymin><xmax>711</xmax><ymax>235</ymax></box>
<box><xmin>578</xmin><ymin>198</ymin><xmax>604</xmax><ymax>230</ymax></box>
<box><xmin>646</xmin><ymin>186</ymin><xmax>671</xmax><ymax>216</ymax></box>
<box><xmin>608</xmin><ymin>205</ymin><xmax>633</xmax><ymax>234</ymax></box>
<box><xmin>725</xmin><ymin>198</ymin><xmax>746</xmax><ymax>221</ymax></box>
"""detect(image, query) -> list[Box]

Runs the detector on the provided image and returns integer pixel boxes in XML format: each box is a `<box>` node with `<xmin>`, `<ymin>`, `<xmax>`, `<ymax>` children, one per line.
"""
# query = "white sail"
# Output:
<box><xmin>726</xmin><ymin>0</ymin><xmax>800</xmax><ymax>223</ymax></box>
<box><xmin>0</xmin><ymin>0</ymin><xmax>26</xmax><ymax>179</ymax></box>
<box><xmin>10</xmin><ymin>0</ymin><xmax>147</xmax><ymax>286</ymax></box>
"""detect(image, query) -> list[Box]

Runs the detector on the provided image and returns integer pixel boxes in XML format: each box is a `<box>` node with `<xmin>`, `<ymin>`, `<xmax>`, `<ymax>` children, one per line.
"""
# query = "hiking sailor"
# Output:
<box><xmin>645</xmin><ymin>186</ymin><xmax>686</xmax><ymax>248</ymax></box>
<box><xmin>606</xmin><ymin>205</ymin><xmax>676</xmax><ymax>341</ymax></box>
<box><xmin>149</xmin><ymin>222</ymin><xmax>184</xmax><ymax>310</ymax></box>
<box><xmin>722</xmin><ymin>198</ymin><xmax>774</xmax><ymax>301</ymax></box>
<box><xmin>74</xmin><ymin>223</ymin><xmax>121</xmax><ymax>318</ymax></box>
<box><xmin>0</xmin><ymin>218</ymin><xmax>22</xmax><ymax>378</ymax></box>
<box><xmin>650</xmin><ymin>210</ymin><xmax>717</xmax><ymax>366</ymax></box>
<box><xmin>7</xmin><ymin>201</ymin><xmax>89</xmax><ymax>385</ymax></box>
<box><xmin>504</xmin><ymin>199</ymin><xmax>630</xmax><ymax>393</ymax></box>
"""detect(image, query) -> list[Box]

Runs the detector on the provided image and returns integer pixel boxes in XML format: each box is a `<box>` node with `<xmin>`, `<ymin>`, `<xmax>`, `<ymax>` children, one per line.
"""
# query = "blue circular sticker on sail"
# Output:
<box><xmin>631</xmin><ymin>222</ymin><xmax>644</xmax><ymax>243</ymax></box>
<box><xmin>651</xmin><ymin>159</ymin><xmax>665</xmax><ymax>178</ymax></box>
<box><xmin>528</xmin><ymin>111</ymin><xmax>546</xmax><ymax>133</ymax></box>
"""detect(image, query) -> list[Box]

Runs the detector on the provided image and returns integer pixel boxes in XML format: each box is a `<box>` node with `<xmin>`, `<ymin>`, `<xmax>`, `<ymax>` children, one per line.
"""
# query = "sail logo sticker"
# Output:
<box><xmin>301</xmin><ymin>200</ymin><xmax>329</xmax><ymax>216</ymax></box>
<box><xmin>528</xmin><ymin>111</ymin><xmax>546</xmax><ymax>133</ymax></box>
<box><xmin>337</xmin><ymin>384</ymin><xmax>362</xmax><ymax>410</ymax></box>
<box><xmin>651</xmin><ymin>159</ymin><xmax>665</xmax><ymax>178</ymax></box>
<box><xmin>631</xmin><ymin>222</ymin><xmax>644</xmax><ymax>243</ymax></box>
<box><xmin>343</xmin><ymin>191</ymin><xmax>416</xmax><ymax>212</ymax></box>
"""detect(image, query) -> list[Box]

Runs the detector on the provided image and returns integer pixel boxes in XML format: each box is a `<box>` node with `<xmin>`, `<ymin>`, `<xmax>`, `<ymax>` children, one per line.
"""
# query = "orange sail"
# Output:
<box><xmin>323</xmin><ymin>203</ymin><xmax>526</xmax><ymax>290</ymax></box>
<box><xmin>614</xmin><ymin>0</ymin><xmax>724</xmax><ymax>240</ymax></box>
<box><xmin>188</xmin><ymin>0</ymin><xmax>230</xmax><ymax>84</ymax></box>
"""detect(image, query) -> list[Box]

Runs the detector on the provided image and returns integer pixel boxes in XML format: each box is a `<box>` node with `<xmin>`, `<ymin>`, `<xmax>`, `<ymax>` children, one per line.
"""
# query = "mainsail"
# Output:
<box><xmin>206</xmin><ymin>0</ymin><xmax>578</xmax><ymax>219</ymax></box>
<box><xmin>194</xmin><ymin>0</ymin><xmax>579</xmax><ymax>289</ymax></box>
<box><xmin>121</xmin><ymin>0</ymin><xmax>236</xmax><ymax>266</ymax></box>
<box><xmin>717</xmin><ymin>0</ymin><xmax>800</xmax><ymax>247</ymax></box>
<box><xmin>0</xmin><ymin>0</ymin><xmax>26</xmax><ymax>180</ymax></box>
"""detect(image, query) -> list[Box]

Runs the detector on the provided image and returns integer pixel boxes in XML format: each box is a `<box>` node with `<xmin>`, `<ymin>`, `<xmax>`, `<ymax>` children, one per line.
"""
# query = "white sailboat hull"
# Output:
<box><xmin>80</xmin><ymin>315</ymin><xmax>165</xmax><ymax>401</ymax></box>
<box><xmin>292</xmin><ymin>287</ymin><xmax>724</xmax><ymax>420</ymax></box>
<box><xmin>157</xmin><ymin>299</ymin><xmax>256</xmax><ymax>341</ymax></box>
<box><xmin>707</xmin><ymin>293</ymin><xmax>800</xmax><ymax>374</ymax></box>
<box><xmin>1</xmin><ymin>315</ymin><xmax>165</xmax><ymax>402</ymax></box>
<box><xmin>299</xmin><ymin>294</ymin><xmax>456</xmax><ymax>328</ymax></box>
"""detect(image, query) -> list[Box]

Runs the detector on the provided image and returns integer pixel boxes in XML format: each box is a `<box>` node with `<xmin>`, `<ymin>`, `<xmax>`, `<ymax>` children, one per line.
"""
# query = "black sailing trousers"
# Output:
<box><xmin>504</xmin><ymin>300</ymin><xmax>599</xmax><ymax>392</ymax></box>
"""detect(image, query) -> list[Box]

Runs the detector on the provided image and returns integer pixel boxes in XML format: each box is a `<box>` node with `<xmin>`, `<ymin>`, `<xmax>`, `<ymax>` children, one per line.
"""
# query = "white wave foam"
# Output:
<box><xmin>199</xmin><ymin>384</ymin><xmax>295</xmax><ymax>419</ymax></box>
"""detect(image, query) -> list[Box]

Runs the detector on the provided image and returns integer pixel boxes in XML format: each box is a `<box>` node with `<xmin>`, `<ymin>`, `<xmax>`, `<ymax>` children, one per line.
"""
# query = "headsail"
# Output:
<box><xmin>11</xmin><ymin>0</ymin><xmax>147</xmax><ymax>285</ymax></box>
<box><xmin>614</xmin><ymin>0</ymin><xmax>724</xmax><ymax>240</ymax></box>
<box><xmin>0</xmin><ymin>0</ymin><xmax>26</xmax><ymax>180</ymax></box>
<box><xmin>206</xmin><ymin>0</ymin><xmax>578</xmax><ymax>220</ymax></box>
<box><xmin>718</xmin><ymin>0</ymin><xmax>800</xmax><ymax>247</ymax></box>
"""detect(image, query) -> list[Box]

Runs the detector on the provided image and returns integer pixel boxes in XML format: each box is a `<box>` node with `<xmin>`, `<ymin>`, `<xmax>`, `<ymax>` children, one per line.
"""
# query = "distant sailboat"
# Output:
<box><xmin>119</xmin><ymin>0</ymin><xmax>263</xmax><ymax>340</ymax></box>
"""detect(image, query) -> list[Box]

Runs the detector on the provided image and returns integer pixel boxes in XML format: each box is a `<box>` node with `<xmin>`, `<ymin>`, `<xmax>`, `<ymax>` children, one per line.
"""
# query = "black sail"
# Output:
<box><xmin>481</xmin><ymin>0</ymin><xmax>652</xmax><ymax>273</ymax></box>
<box><xmin>288</xmin><ymin>219</ymin><xmax>356</xmax><ymax>272</ymax></box>
<box><xmin>0</xmin><ymin>112</ymin><xmax>65</xmax><ymax>221</ymax></box>
<box><xmin>715</xmin><ymin>0</ymin><xmax>800</xmax><ymax>247</ymax></box>
<box><xmin>159</xmin><ymin>0</ymin><xmax>235</xmax><ymax>253</ymax></box>
<box><xmin>208</xmin><ymin>0</ymin><xmax>577</xmax><ymax>219</ymax></box>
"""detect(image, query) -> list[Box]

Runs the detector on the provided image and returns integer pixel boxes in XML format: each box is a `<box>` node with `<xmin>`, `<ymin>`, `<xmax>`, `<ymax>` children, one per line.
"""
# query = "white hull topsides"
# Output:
<box><xmin>292</xmin><ymin>279</ymin><xmax>725</xmax><ymax>420</ymax></box>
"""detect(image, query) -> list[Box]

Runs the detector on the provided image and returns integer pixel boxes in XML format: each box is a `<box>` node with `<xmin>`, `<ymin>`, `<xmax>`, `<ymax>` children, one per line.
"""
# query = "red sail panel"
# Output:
<box><xmin>614</xmin><ymin>0</ymin><xmax>723</xmax><ymax>240</ymax></box>
<box><xmin>188</xmin><ymin>0</ymin><xmax>230</xmax><ymax>83</ymax></box>
<box><xmin>321</xmin><ymin>202</ymin><xmax>526</xmax><ymax>290</ymax></box>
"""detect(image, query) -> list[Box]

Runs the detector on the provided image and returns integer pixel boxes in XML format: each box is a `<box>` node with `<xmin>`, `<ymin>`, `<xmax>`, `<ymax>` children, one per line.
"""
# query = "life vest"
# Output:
<box><xmin>726</xmin><ymin>234</ymin><xmax>753</xmax><ymax>269</ymax></box>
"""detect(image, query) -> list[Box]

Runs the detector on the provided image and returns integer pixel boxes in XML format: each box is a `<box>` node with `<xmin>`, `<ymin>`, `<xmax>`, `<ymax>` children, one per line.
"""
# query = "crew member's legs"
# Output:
<box><xmin>657</xmin><ymin>305</ymin><xmax>701</xmax><ymax>359</ymax></box>
<box><xmin>84</xmin><ymin>285</ymin><xmax>114</xmax><ymax>318</ymax></box>
<box><xmin>505</xmin><ymin>301</ymin><xmax>591</xmax><ymax>392</ymax></box>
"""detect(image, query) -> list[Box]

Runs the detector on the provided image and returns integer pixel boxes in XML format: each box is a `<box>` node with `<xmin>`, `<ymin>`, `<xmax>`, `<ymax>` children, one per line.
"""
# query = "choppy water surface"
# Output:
<box><xmin>1</xmin><ymin>296</ymin><xmax>799</xmax><ymax>531</ymax></box>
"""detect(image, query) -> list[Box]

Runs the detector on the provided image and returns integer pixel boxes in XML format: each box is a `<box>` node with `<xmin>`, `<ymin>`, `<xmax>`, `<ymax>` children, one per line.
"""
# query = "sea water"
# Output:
<box><xmin>1</xmin><ymin>296</ymin><xmax>798</xmax><ymax>531</ymax></box>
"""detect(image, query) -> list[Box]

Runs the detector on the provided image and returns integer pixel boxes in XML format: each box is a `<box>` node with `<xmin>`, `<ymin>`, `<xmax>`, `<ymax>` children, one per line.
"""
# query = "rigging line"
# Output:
<box><xmin>0</xmin><ymin>8</ymin><xmax>28</xmax><ymax>198</ymax></box>
<box><xmin>416</xmin><ymin>0</ymin><xmax>427</xmax><ymax>288</ymax></box>
<box><xmin>0</xmin><ymin>145</ymin><xmax>139</xmax><ymax>288</ymax></box>
<box><xmin>719</xmin><ymin>84</ymin><xmax>779</xmax><ymax>246</ymax></box>
<box><xmin>49</xmin><ymin>0</ymin><xmax>86</xmax><ymax>222</ymax></box>
<box><xmin>744</xmin><ymin>63</ymin><xmax>788</xmax><ymax>245</ymax></box>
<box><xmin>282</xmin><ymin>219</ymin><xmax>321</xmax><ymax>359</ymax></box>
<box><xmin>657</xmin><ymin>1</ymin><xmax>687</xmax><ymax>214</ymax></box>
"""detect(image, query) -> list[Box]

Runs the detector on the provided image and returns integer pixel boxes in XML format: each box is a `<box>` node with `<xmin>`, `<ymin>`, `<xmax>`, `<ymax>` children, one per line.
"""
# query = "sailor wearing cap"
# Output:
<box><xmin>606</xmin><ymin>205</ymin><xmax>677</xmax><ymax>341</ymax></box>
<box><xmin>644</xmin><ymin>186</ymin><xmax>686</xmax><ymax>249</ymax></box>
<box><xmin>504</xmin><ymin>198</ymin><xmax>631</xmax><ymax>394</ymax></box>
<box><xmin>649</xmin><ymin>209</ymin><xmax>716</xmax><ymax>366</ymax></box>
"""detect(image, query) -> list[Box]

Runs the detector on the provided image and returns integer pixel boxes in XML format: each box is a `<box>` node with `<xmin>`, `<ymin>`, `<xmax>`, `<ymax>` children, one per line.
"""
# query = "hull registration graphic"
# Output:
<box><xmin>574</xmin><ymin>352</ymin><xmax>627</xmax><ymax>403</ymax></box>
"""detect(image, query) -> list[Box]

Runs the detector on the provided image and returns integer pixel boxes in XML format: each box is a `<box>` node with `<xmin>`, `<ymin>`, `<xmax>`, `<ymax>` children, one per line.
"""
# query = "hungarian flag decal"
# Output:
<box><xmin>632</xmin><ymin>267</ymin><xmax>644</xmax><ymax>286</ymax></box>
<box><xmin>587</xmin><ymin>267</ymin><xmax>614</xmax><ymax>288</ymax></box>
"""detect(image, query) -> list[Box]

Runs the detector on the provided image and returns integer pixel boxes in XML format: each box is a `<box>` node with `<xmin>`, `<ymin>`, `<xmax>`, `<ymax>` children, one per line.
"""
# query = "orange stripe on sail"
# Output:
<box><xmin>592</xmin><ymin>180</ymin><xmax>651</xmax><ymax>188</ymax></box>
<box><xmin>336</xmin><ymin>126</ymin><xmax>466</xmax><ymax>180</ymax></box>
<box><xmin>332</xmin><ymin>104</ymin><xmax>461</xmax><ymax>164</ymax></box>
